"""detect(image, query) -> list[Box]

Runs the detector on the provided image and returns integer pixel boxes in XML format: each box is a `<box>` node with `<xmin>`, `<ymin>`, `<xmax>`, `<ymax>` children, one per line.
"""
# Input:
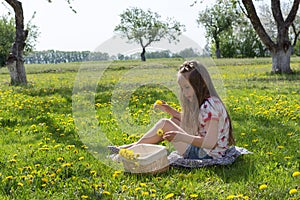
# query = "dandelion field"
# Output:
<box><xmin>0</xmin><ymin>58</ymin><xmax>299</xmax><ymax>199</ymax></box>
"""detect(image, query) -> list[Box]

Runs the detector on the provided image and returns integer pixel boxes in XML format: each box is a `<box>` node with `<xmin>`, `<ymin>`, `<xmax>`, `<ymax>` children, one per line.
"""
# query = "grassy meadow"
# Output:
<box><xmin>0</xmin><ymin>57</ymin><xmax>299</xmax><ymax>199</ymax></box>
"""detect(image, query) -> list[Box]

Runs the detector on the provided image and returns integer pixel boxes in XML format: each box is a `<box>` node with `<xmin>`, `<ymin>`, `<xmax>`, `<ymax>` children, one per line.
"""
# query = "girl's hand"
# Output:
<box><xmin>162</xmin><ymin>131</ymin><xmax>177</xmax><ymax>142</ymax></box>
<box><xmin>153</xmin><ymin>100</ymin><xmax>169</xmax><ymax>112</ymax></box>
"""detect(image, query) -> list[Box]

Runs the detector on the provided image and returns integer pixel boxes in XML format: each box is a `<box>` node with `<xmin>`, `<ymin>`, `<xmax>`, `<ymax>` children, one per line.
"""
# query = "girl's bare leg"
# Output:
<box><xmin>117</xmin><ymin>118</ymin><xmax>166</xmax><ymax>149</ymax></box>
<box><xmin>118</xmin><ymin>118</ymin><xmax>188</xmax><ymax>155</ymax></box>
<box><xmin>161</xmin><ymin>118</ymin><xmax>188</xmax><ymax>155</ymax></box>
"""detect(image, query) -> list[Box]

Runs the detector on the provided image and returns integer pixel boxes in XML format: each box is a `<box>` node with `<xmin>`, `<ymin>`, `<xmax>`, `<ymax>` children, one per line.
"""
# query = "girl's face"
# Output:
<box><xmin>178</xmin><ymin>74</ymin><xmax>195</xmax><ymax>102</ymax></box>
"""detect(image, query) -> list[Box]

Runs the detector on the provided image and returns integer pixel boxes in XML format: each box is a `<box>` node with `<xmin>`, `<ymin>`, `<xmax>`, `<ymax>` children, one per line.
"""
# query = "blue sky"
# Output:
<box><xmin>1</xmin><ymin>0</ymin><xmax>213</xmax><ymax>51</ymax></box>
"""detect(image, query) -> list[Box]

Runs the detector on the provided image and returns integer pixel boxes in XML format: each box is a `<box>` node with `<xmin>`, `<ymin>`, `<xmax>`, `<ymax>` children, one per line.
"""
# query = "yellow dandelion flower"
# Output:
<box><xmin>289</xmin><ymin>189</ymin><xmax>297</xmax><ymax>195</ymax></box>
<box><xmin>66</xmin><ymin>145</ymin><xmax>75</xmax><ymax>150</ymax></box>
<box><xmin>17</xmin><ymin>182</ymin><xmax>24</xmax><ymax>187</ymax></box>
<box><xmin>150</xmin><ymin>189</ymin><xmax>157</xmax><ymax>193</ymax></box>
<box><xmin>90</xmin><ymin>170</ymin><xmax>97</xmax><ymax>176</ymax></box>
<box><xmin>142</xmin><ymin>191</ymin><xmax>149</xmax><ymax>196</ymax></box>
<box><xmin>157</xmin><ymin>128</ymin><xmax>164</xmax><ymax>136</ymax></box>
<box><xmin>5</xmin><ymin>176</ymin><xmax>13</xmax><ymax>180</ymax></box>
<box><xmin>165</xmin><ymin>193</ymin><xmax>174</xmax><ymax>199</ymax></box>
<box><xmin>252</xmin><ymin>139</ymin><xmax>259</xmax><ymax>143</ymax></box>
<box><xmin>155</xmin><ymin>100</ymin><xmax>163</xmax><ymax>105</ymax></box>
<box><xmin>78</xmin><ymin>156</ymin><xmax>84</xmax><ymax>161</ymax></box>
<box><xmin>140</xmin><ymin>183</ymin><xmax>146</xmax><ymax>187</ymax></box>
<box><xmin>259</xmin><ymin>184</ymin><xmax>267</xmax><ymax>190</ymax></box>
<box><xmin>277</xmin><ymin>145</ymin><xmax>284</xmax><ymax>149</ymax></box>
<box><xmin>102</xmin><ymin>191</ymin><xmax>110</xmax><ymax>195</ymax></box>
<box><xmin>57</xmin><ymin>157</ymin><xmax>64</xmax><ymax>162</ymax></box>
<box><xmin>42</xmin><ymin>178</ymin><xmax>48</xmax><ymax>183</ymax></box>
<box><xmin>53</xmin><ymin>144</ymin><xmax>61</xmax><ymax>149</ymax></box>
<box><xmin>292</xmin><ymin>171</ymin><xmax>300</xmax><ymax>177</ymax></box>
<box><xmin>62</xmin><ymin>163</ymin><xmax>72</xmax><ymax>168</ymax></box>
<box><xmin>190</xmin><ymin>194</ymin><xmax>198</xmax><ymax>198</ymax></box>
<box><xmin>226</xmin><ymin>195</ymin><xmax>236</xmax><ymax>199</ymax></box>
<box><xmin>41</xmin><ymin>184</ymin><xmax>47</xmax><ymax>187</ymax></box>
<box><xmin>81</xmin><ymin>195</ymin><xmax>89</xmax><ymax>199</ymax></box>
<box><xmin>113</xmin><ymin>170</ymin><xmax>122</xmax><ymax>178</ymax></box>
<box><xmin>266</xmin><ymin>152</ymin><xmax>273</xmax><ymax>155</ymax></box>
<box><xmin>122</xmin><ymin>185</ymin><xmax>127</xmax><ymax>190</ymax></box>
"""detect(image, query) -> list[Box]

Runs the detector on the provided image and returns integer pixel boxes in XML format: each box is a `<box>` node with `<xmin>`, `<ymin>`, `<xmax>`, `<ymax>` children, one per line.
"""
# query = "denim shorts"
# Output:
<box><xmin>183</xmin><ymin>145</ymin><xmax>213</xmax><ymax>160</ymax></box>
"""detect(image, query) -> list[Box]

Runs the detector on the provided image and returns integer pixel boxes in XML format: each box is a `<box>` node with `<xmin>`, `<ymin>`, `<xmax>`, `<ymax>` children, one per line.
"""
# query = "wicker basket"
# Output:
<box><xmin>121</xmin><ymin>144</ymin><xmax>169</xmax><ymax>174</ymax></box>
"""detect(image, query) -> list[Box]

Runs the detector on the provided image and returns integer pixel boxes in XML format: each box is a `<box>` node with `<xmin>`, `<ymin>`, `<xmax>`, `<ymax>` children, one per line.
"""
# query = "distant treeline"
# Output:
<box><xmin>24</xmin><ymin>50</ymin><xmax>110</xmax><ymax>64</ymax></box>
<box><xmin>24</xmin><ymin>48</ymin><xmax>204</xmax><ymax>64</ymax></box>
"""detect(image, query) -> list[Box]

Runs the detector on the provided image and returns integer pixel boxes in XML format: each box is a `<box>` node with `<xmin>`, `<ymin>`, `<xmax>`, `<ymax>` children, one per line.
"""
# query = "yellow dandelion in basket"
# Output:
<box><xmin>157</xmin><ymin>128</ymin><xmax>164</xmax><ymax>137</ymax></box>
<box><xmin>292</xmin><ymin>171</ymin><xmax>300</xmax><ymax>177</ymax></box>
<box><xmin>155</xmin><ymin>100</ymin><xmax>163</xmax><ymax>105</ymax></box>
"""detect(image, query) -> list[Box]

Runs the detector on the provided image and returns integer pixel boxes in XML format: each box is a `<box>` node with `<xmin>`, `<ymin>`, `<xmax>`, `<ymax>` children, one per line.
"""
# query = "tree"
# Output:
<box><xmin>5</xmin><ymin>0</ymin><xmax>28</xmax><ymax>85</ymax></box>
<box><xmin>197</xmin><ymin>0</ymin><xmax>241</xmax><ymax>58</ymax></box>
<box><xmin>241</xmin><ymin>0</ymin><xmax>300</xmax><ymax>73</ymax></box>
<box><xmin>114</xmin><ymin>7</ymin><xmax>185</xmax><ymax>61</ymax></box>
<box><xmin>4</xmin><ymin>0</ymin><xmax>74</xmax><ymax>86</ymax></box>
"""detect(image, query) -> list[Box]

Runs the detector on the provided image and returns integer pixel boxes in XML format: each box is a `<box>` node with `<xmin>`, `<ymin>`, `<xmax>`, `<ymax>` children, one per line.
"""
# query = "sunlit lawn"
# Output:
<box><xmin>0</xmin><ymin>58</ymin><xmax>299</xmax><ymax>199</ymax></box>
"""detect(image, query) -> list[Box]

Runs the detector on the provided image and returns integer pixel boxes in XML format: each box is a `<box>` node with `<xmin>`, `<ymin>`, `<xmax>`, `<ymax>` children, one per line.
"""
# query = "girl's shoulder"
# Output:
<box><xmin>203</xmin><ymin>96</ymin><xmax>222</xmax><ymax>106</ymax></box>
<box><xmin>201</xmin><ymin>96</ymin><xmax>224</xmax><ymax>111</ymax></box>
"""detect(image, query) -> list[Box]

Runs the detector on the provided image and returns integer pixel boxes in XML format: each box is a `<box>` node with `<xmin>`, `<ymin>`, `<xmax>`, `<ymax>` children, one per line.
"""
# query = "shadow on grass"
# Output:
<box><xmin>248</xmin><ymin>69</ymin><xmax>300</xmax><ymax>82</ymax></box>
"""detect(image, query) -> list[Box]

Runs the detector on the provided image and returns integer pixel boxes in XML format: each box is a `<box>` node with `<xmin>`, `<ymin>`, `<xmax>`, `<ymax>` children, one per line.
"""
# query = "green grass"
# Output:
<box><xmin>0</xmin><ymin>58</ymin><xmax>299</xmax><ymax>199</ymax></box>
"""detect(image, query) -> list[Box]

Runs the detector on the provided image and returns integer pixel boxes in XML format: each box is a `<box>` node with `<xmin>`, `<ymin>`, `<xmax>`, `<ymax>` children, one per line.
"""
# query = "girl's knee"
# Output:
<box><xmin>159</xmin><ymin>118</ymin><xmax>171</xmax><ymax>124</ymax></box>
<box><xmin>159</xmin><ymin>118</ymin><xmax>175</xmax><ymax>128</ymax></box>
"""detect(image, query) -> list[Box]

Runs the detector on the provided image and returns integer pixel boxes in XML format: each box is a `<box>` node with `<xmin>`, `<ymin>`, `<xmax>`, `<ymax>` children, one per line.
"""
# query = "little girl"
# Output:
<box><xmin>111</xmin><ymin>60</ymin><xmax>235</xmax><ymax>160</ymax></box>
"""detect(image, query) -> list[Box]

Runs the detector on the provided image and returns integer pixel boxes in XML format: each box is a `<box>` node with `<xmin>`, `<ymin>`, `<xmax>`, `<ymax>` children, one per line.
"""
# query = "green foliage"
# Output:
<box><xmin>0</xmin><ymin>13</ymin><xmax>39</xmax><ymax>67</ymax></box>
<box><xmin>115</xmin><ymin>7</ymin><xmax>185</xmax><ymax>44</ymax></box>
<box><xmin>197</xmin><ymin>0</ymin><xmax>241</xmax><ymax>57</ymax></box>
<box><xmin>0</xmin><ymin>58</ymin><xmax>299</xmax><ymax>199</ymax></box>
<box><xmin>114</xmin><ymin>7</ymin><xmax>185</xmax><ymax>61</ymax></box>
<box><xmin>198</xmin><ymin>1</ymin><xmax>267</xmax><ymax>58</ymax></box>
<box><xmin>0</xmin><ymin>16</ymin><xmax>15</xmax><ymax>67</ymax></box>
<box><xmin>23</xmin><ymin>11</ymin><xmax>40</xmax><ymax>54</ymax></box>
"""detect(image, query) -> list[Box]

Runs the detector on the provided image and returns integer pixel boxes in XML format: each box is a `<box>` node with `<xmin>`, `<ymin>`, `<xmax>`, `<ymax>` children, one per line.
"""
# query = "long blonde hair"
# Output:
<box><xmin>179</xmin><ymin>60</ymin><xmax>235</xmax><ymax>145</ymax></box>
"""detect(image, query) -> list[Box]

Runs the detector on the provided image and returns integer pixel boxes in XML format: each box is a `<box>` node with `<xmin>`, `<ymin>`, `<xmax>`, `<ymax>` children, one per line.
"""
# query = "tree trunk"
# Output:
<box><xmin>271</xmin><ymin>45</ymin><xmax>293</xmax><ymax>74</ymax></box>
<box><xmin>215</xmin><ymin>39</ymin><xmax>221</xmax><ymax>58</ymax></box>
<box><xmin>140</xmin><ymin>47</ymin><xmax>146</xmax><ymax>61</ymax></box>
<box><xmin>5</xmin><ymin>0</ymin><xmax>28</xmax><ymax>85</ymax></box>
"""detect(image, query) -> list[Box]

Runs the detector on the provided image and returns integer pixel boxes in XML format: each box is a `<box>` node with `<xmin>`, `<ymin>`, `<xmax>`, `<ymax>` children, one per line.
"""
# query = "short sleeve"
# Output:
<box><xmin>200</xmin><ymin>98</ymin><xmax>221</xmax><ymax>122</ymax></box>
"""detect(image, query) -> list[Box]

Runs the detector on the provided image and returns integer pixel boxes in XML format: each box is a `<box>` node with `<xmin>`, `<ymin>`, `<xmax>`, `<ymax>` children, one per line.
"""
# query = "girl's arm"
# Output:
<box><xmin>154</xmin><ymin>102</ymin><xmax>181</xmax><ymax>121</ymax></box>
<box><xmin>163</xmin><ymin>119</ymin><xmax>218</xmax><ymax>149</ymax></box>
